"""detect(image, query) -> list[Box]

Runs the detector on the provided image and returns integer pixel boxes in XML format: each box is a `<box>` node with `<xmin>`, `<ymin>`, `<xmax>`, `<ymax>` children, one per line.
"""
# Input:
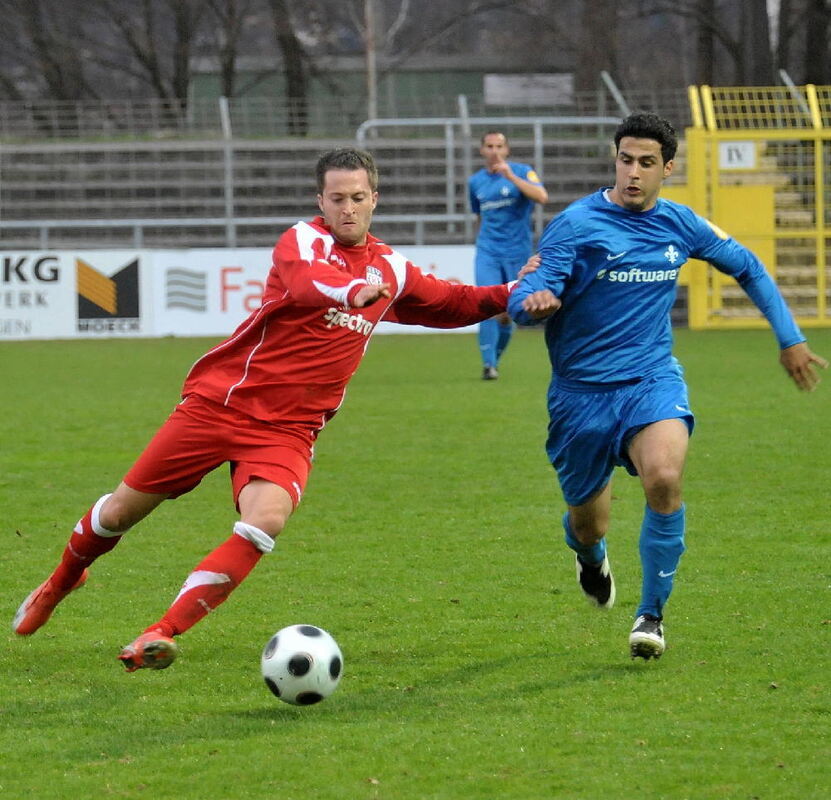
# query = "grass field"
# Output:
<box><xmin>1</xmin><ymin>328</ymin><xmax>829</xmax><ymax>799</ymax></box>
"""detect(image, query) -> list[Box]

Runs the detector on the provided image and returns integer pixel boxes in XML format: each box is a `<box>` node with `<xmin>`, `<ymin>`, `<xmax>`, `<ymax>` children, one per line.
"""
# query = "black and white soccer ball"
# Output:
<box><xmin>261</xmin><ymin>624</ymin><xmax>343</xmax><ymax>705</ymax></box>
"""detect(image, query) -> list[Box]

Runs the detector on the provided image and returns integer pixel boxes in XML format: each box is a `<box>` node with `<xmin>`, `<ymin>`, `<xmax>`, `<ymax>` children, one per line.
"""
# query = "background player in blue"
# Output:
<box><xmin>470</xmin><ymin>131</ymin><xmax>548</xmax><ymax>379</ymax></box>
<box><xmin>508</xmin><ymin>112</ymin><xmax>827</xmax><ymax>660</ymax></box>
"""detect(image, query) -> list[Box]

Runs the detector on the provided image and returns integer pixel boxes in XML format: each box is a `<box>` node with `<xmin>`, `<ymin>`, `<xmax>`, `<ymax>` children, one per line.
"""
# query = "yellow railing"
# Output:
<box><xmin>677</xmin><ymin>85</ymin><xmax>830</xmax><ymax>328</ymax></box>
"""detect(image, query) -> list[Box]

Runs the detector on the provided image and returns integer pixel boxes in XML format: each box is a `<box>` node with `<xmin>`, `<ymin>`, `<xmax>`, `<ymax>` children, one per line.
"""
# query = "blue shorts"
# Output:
<box><xmin>545</xmin><ymin>367</ymin><xmax>695</xmax><ymax>506</ymax></box>
<box><xmin>475</xmin><ymin>246</ymin><xmax>531</xmax><ymax>286</ymax></box>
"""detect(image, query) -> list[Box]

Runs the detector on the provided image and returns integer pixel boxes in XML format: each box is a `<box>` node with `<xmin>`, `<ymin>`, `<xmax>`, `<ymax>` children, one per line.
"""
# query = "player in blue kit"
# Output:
<box><xmin>508</xmin><ymin>112</ymin><xmax>827</xmax><ymax>659</ymax></box>
<box><xmin>470</xmin><ymin>131</ymin><xmax>548</xmax><ymax>379</ymax></box>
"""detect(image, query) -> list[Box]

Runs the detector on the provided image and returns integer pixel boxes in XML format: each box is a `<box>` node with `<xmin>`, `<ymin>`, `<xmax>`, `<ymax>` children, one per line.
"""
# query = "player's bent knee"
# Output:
<box><xmin>642</xmin><ymin>465</ymin><xmax>683</xmax><ymax>495</ymax></box>
<box><xmin>93</xmin><ymin>493</ymin><xmax>128</xmax><ymax>535</ymax></box>
<box><xmin>570</xmin><ymin>519</ymin><xmax>608</xmax><ymax>545</ymax></box>
<box><xmin>234</xmin><ymin>521</ymin><xmax>276</xmax><ymax>554</ymax></box>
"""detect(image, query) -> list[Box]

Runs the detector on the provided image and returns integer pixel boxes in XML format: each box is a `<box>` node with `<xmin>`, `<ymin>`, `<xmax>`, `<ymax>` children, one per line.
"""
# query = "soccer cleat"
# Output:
<box><xmin>629</xmin><ymin>614</ymin><xmax>665</xmax><ymax>660</ymax></box>
<box><xmin>12</xmin><ymin>569</ymin><xmax>90</xmax><ymax>635</ymax></box>
<box><xmin>575</xmin><ymin>553</ymin><xmax>616</xmax><ymax>609</ymax></box>
<box><xmin>482</xmin><ymin>366</ymin><xmax>499</xmax><ymax>380</ymax></box>
<box><xmin>118</xmin><ymin>630</ymin><xmax>179</xmax><ymax>673</ymax></box>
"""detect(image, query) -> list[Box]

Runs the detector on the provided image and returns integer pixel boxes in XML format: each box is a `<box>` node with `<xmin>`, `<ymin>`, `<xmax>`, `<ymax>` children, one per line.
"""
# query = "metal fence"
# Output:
<box><xmin>0</xmin><ymin>88</ymin><xmax>693</xmax><ymax>141</ymax></box>
<box><xmin>0</xmin><ymin>110</ymin><xmax>626</xmax><ymax>250</ymax></box>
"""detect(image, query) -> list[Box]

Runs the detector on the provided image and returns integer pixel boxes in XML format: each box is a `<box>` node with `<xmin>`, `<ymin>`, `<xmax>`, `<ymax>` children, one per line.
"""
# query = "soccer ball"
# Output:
<box><xmin>261</xmin><ymin>624</ymin><xmax>343</xmax><ymax>705</ymax></box>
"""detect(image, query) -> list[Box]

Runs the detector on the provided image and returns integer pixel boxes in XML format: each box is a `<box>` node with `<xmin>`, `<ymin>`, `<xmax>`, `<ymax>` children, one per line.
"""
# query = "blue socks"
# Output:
<box><xmin>479</xmin><ymin>318</ymin><xmax>514</xmax><ymax>367</ymax></box>
<box><xmin>562</xmin><ymin>512</ymin><xmax>606</xmax><ymax>566</ymax></box>
<box><xmin>637</xmin><ymin>504</ymin><xmax>686</xmax><ymax>618</ymax></box>
<box><xmin>495</xmin><ymin>320</ymin><xmax>513</xmax><ymax>361</ymax></box>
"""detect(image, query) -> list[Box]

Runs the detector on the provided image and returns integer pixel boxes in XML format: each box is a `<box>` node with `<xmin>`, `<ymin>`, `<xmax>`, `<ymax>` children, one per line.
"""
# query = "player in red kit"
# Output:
<box><xmin>13</xmin><ymin>148</ymin><xmax>559</xmax><ymax>671</ymax></box>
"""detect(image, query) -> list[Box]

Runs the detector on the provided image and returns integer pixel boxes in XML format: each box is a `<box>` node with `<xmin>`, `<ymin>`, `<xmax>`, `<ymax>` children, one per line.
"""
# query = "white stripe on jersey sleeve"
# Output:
<box><xmin>312</xmin><ymin>277</ymin><xmax>367</xmax><ymax>306</ymax></box>
<box><xmin>381</xmin><ymin>251</ymin><xmax>409</xmax><ymax>299</ymax></box>
<box><xmin>294</xmin><ymin>220</ymin><xmax>368</xmax><ymax>306</ymax></box>
<box><xmin>293</xmin><ymin>220</ymin><xmax>334</xmax><ymax>260</ymax></box>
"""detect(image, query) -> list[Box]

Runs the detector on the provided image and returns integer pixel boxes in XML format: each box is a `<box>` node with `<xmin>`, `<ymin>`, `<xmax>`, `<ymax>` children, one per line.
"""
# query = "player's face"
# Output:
<box><xmin>610</xmin><ymin>137</ymin><xmax>674</xmax><ymax>212</ymax></box>
<box><xmin>317</xmin><ymin>168</ymin><xmax>378</xmax><ymax>246</ymax></box>
<box><xmin>480</xmin><ymin>133</ymin><xmax>509</xmax><ymax>170</ymax></box>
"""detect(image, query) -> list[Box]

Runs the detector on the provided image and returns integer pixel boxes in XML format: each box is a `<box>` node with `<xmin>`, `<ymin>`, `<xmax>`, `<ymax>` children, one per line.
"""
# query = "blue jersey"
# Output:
<box><xmin>469</xmin><ymin>162</ymin><xmax>542</xmax><ymax>257</ymax></box>
<box><xmin>508</xmin><ymin>189</ymin><xmax>805</xmax><ymax>383</ymax></box>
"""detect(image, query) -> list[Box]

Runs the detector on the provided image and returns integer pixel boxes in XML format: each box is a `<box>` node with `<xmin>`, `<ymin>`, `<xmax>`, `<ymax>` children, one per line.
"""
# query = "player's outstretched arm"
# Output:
<box><xmin>352</xmin><ymin>283</ymin><xmax>391</xmax><ymax>308</ymax></box>
<box><xmin>779</xmin><ymin>342</ymin><xmax>829</xmax><ymax>391</ymax></box>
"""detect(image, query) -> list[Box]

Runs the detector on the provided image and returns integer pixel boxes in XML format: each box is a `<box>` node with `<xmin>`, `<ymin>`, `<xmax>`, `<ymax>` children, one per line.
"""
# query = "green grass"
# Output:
<box><xmin>1</xmin><ymin>328</ymin><xmax>830</xmax><ymax>799</ymax></box>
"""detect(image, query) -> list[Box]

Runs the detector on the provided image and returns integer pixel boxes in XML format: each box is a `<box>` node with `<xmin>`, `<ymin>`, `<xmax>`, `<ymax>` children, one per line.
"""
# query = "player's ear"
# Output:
<box><xmin>316</xmin><ymin>193</ymin><xmax>324</xmax><ymax>213</ymax></box>
<box><xmin>371</xmin><ymin>191</ymin><xmax>378</xmax><ymax>210</ymax></box>
<box><xmin>663</xmin><ymin>159</ymin><xmax>674</xmax><ymax>179</ymax></box>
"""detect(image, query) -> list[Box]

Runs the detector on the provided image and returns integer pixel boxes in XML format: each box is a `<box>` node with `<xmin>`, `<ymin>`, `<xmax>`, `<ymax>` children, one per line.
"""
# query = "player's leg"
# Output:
<box><xmin>547</xmin><ymin>386</ymin><xmax>617</xmax><ymax>609</ymax></box>
<box><xmin>475</xmin><ymin>249</ymin><xmax>501</xmax><ymax>378</ymax></box>
<box><xmin>564</xmin><ymin>482</ymin><xmax>616</xmax><ymax>609</ymax></box>
<box><xmin>119</xmin><ymin>479</ymin><xmax>295</xmax><ymax>672</ymax></box>
<box><xmin>12</xmin><ymin>484</ymin><xmax>167</xmax><ymax>636</ymax></box>
<box><xmin>494</xmin><ymin>312</ymin><xmax>514</xmax><ymax>365</ymax></box>
<box><xmin>149</xmin><ymin>479</ymin><xmax>292</xmax><ymax>638</ymax></box>
<box><xmin>626</xmin><ymin>418</ymin><xmax>690</xmax><ymax>659</ymax></box>
<box><xmin>493</xmin><ymin>253</ymin><xmax>525</xmax><ymax>366</ymax></box>
<box><xmin>119</xmin><ymin>422</ymin><xmax>312</xmax><ymax>672</ymax></box>
<box><xmin>14</xmin><ymin>399</ymin><xmax>220</xmax><ymax>638</ymax></box>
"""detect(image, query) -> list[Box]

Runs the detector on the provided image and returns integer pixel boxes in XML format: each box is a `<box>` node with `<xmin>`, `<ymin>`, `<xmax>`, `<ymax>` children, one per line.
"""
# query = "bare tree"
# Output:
<box><xmin>83</xmin><ymin>0</ymin><xmax>205</xmax><ymax>107</ymax></box>
<box><xmin>204</xmin><ymin>0</ymin><xmax>257</xmax><ymax>98</ymax></box>
<box><xmin>804</xmin><ymin>0</ymin><xmax>831</xmax><ymax>83</ymax></box>
<box><xmin>575</xmin><ymin>0</ymin><xmax>619</xmax><ymax>90</ymax></box>
<box><xmin>267</xmin><ymin>0</ymin><xmax>309</xmax><ymax>135</ymax></box>
<box><xmin>740</xmin><ymin>0</ymin><xmax>774</xmax><ymax>84</ymax></box>
<box><xmin>695</xmin><ymin>0</ymin><xmax>717</xmax><ymax>84</ymax></box>
<box><xmin>0</xmin><ymin>0</ymin><xmax>93</xmax><ymax>101</ymax></box>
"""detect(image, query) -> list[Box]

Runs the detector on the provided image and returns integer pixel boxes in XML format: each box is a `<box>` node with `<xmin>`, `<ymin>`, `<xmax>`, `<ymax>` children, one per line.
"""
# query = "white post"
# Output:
<box><xmin>219</xmin><ymin>97</ymin><xmax>236</xmax><ymax>248</ymax></box>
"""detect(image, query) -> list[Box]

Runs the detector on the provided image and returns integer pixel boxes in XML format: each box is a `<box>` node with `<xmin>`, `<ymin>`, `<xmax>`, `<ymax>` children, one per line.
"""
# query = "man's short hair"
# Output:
<box><xmin>481</xmin><ymin>130</ymin><xmax>508</xmax><ymax>145</ymax></box>
<box><xmin>316</xmin><ymin>148</ymin><xmax>379</xmax><ymax>193</ymax></box>
<box><xmin>614</xmin><ymin>112</ymin><xmax>678</xmax><ymax>164</ymax></box>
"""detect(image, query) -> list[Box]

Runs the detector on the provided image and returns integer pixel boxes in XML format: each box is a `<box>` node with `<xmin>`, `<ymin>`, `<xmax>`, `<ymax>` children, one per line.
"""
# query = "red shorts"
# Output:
<box><xmin>123</xmin><ymin>394</ymin><xmax>314</xmax><ymax>508</ymax></box>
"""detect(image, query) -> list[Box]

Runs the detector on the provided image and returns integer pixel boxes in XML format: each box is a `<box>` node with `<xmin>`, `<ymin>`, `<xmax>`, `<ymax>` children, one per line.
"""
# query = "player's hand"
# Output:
<box><xmin>352</xmin><ymin>283</ymin><xmax>391</xmax><ymax>308</ymax></box>
<box><xmin>522</xmin><ymin>290</ymin><xmax>561</xmax><ymax>319</ymax></box>
<box><xmin>490</xmin><ymin>160</ymin><xmax>513</xmax><ymax>179</ymax></box>
<box><xmin>779</xmin><ymin>342</ymin><xmax>828</xmax><ymax>391</ymax></box>
<box><xmin>516</xmin><ymin>254</ymin><xmax>541</xmax><ymax>280</ymax></box>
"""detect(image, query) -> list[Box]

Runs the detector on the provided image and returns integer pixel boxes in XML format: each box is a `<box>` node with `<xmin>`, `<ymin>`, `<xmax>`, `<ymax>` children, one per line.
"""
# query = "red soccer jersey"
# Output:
<box><xmin>182</xmin><ymin>217</ymin><xmax>512</xmax><ymax>430</ymax></box>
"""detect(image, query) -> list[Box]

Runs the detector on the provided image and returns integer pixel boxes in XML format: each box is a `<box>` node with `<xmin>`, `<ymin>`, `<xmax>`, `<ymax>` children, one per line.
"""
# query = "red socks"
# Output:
<box><xmin>51</xmin><ymin>498</ymin><xmax>122</xmax><ymax>591</ymax></box>
<box><xmin>149</xmin><ymin>532</ymin><xmax>263</xmax><ymax>637</ymax></box>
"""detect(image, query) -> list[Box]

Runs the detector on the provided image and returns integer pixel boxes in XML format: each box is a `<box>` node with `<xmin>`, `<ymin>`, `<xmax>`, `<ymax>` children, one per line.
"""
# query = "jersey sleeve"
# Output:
<box><xmin>271</xmin><ymin>223</ymin><xmax>368</xmax><ymax>308</ymax></box>
<box><xmin>517</xmin><ymin>163</ymin><xmax>543</xmax><ymax>186</ymax></box>
<box><xmin>688</xmin><ymin>215</ymin><xmax>805</xmax><ymax>348</ymax></box>
<box><xmin>508</xmin><ymin>213</ymin><xmax>576</xmax><ymax>324</ymax></box>
<box><xmin>468</xmin><ymin>177</ymin><xmax>480</xmax><ymax>215</ymax></box>
<box><xmin>386</xmin><ymin>263</ymin><xmax>510</xmax><ymax>328</ymax></box>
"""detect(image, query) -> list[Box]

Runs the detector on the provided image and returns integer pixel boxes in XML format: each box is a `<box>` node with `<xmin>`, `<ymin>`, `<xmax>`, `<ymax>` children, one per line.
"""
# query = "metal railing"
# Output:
<box><xmin>0</xmin><ymin>214</ymin><xmax>474</xmax><ymax>249</ymax></box>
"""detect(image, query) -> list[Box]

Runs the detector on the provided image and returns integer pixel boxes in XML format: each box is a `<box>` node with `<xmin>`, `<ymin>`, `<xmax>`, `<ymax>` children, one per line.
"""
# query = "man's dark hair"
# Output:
<box><xmin>614</xmin><ymin>112</ymin><xmax>678</xmax><ymax>164</ymax></box>
<box><xmin>316</xmin><ymin>147</ymin><xmax>379</xmax><ymax>193</ymax></box>
<box><xmin>481</xmin><ymin>130</ymin><xmax>508</xmax><ymax>145</ymax></box>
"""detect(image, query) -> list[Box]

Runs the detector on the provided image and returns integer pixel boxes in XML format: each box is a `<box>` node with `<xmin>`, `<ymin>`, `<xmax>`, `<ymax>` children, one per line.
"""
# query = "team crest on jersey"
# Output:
<box><xmin>664</xmin><ymin>245</ymin><xmax>680</xmax><ymax>264</ymax></box>
<box><xmin>365</xmin><ymin>266</ymin><xmax>384</xmax><ymax>285</ymax></box>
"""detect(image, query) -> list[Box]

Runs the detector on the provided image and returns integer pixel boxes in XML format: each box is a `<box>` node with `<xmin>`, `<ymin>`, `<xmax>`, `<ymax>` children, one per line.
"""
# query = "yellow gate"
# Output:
<box><xmin>664</xmin><ymin>84</ymin><xmax>831</xmax><ymax>329</ymax></box>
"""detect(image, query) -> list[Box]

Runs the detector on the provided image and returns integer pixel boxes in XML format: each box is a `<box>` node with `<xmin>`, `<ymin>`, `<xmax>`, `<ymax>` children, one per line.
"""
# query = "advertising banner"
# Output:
<box><xmin>0</xmin><ymin>245</ymin><xmax>478</xmax><ymax>342</ymax></box>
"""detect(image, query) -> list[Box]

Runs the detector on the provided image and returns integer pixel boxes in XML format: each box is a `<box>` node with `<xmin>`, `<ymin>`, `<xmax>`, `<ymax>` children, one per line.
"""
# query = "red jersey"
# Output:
<box><xmin>182</xmin><ymin>217</ymin><xmax>513</xmax><ymax>430</ymax></box>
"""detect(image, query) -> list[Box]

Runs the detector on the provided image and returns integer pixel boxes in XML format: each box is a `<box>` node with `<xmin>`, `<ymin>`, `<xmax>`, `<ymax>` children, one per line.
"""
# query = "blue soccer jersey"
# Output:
<box><xmin>508</xmin><ymin>189</ymin><xmax>805</xmax><ymax>383</ymax></box>
<box><xmin>469</xmin><ymin>162</ymin><xmax>542</xmax><ymax>257</ymax></box>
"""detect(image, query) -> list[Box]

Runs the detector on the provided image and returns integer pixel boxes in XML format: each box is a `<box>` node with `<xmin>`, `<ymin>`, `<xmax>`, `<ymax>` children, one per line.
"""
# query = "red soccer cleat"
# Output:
<box><xmin>118</xmin><ymin>629</ymin><xmax>179</xmax><ymax>672</ymax></box>
<box><xmin>12</xmin><ymin>569</ymin><xmax>90</xmax><ymax>636</ymax></box>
